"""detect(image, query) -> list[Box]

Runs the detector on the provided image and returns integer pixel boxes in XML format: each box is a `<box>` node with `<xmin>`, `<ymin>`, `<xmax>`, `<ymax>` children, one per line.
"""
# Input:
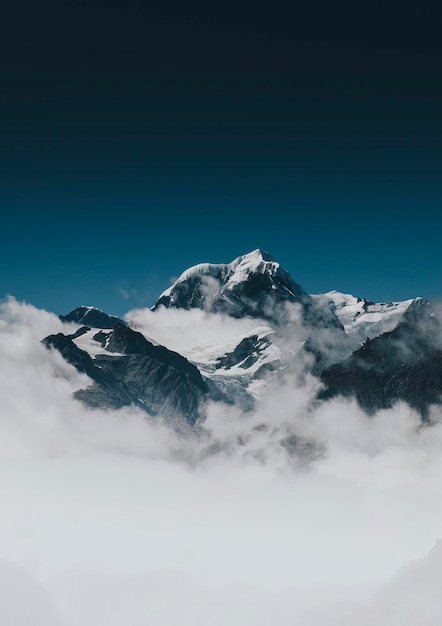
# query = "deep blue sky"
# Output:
<box><xmin>1</xmin><ymin>0</ymin><xmax>442</xmax><ymax>315</ymax></box>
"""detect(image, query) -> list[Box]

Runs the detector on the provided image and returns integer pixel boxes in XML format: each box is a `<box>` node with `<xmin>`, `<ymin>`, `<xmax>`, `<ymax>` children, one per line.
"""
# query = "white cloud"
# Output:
<box><xmin>0</xmin><ymin>559</ymin><xmax>63</xmax><ymax>626</ymax></box>
<box><xmin>124</xmin><ymin>305</ymin><xmax>268</xmax><ymax>356</ymax></box>
<box><xmin>1</xmin><ymin>297</ymin><xmax>442</xmax><ymax>625</ymax></box>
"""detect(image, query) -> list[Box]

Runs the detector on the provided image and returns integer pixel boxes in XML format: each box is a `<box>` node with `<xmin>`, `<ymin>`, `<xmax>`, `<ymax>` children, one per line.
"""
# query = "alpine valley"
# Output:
<box><xmin>42</xmin><ymin>250</ymin><xmax>442</xmax><ymax>437</ymax></box>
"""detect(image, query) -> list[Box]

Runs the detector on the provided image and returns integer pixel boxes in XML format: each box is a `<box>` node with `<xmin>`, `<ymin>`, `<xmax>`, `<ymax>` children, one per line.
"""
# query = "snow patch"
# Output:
<box><xmin>312</xmin><ymin>291</ymin><xmax>419</xmax><ymax>341</ymax></box>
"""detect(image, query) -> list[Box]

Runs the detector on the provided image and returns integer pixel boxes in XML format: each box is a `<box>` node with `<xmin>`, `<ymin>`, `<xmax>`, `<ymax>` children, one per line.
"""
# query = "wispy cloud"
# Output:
<box><xmin>116</xmin><ymin>286</ymin><xmax>138</xmax><ymax>301</ymax></box>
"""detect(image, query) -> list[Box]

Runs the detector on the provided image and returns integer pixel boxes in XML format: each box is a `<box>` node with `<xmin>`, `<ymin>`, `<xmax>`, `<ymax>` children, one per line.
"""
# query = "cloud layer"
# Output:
<box><xmin>1</xmin><ymin>297</ymin><xmax>442</xmax><ymax>625</ymax></box>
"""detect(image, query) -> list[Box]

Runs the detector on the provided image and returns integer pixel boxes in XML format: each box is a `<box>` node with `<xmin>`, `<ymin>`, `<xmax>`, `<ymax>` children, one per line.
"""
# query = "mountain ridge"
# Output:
<box><xmin>43</xmin><ymin>249</ymin><xmax>438</xmax><ymax>424</ymax></box>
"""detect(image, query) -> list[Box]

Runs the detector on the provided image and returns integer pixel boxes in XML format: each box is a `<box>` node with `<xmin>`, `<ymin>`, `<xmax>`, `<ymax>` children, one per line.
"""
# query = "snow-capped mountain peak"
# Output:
<box><xmin>224</xmin><ymin>249</ymin><xmax>299</xmax><ymax>293</ymax></box>
<box><xmin>159</xmin><ymin>249</ymin><xmax>282</xmax><ymax>296</ymax></box>
<box><xmin>152</xmin><ymin>249</ymin><xmax>311</xmax><ymax>322</ymax></box>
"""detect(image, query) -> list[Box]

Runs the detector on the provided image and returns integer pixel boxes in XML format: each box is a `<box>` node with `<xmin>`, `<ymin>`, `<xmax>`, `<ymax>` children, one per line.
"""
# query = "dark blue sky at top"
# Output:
<box><xmin>1</xmin><ymin>0</ymin><xmax>441</xmax><ymax>316</ymax></box>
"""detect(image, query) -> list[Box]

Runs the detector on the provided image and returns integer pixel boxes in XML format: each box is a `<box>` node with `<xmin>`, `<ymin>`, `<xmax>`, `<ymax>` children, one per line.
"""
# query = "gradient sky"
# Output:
<box><xmin>1</xmin><ymin>0</ymin><xmax>442</xmax><ymax>315</ymax></box>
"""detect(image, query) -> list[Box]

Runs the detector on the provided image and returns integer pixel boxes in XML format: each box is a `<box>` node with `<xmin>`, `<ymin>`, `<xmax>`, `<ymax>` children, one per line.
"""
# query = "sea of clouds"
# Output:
<box><xmin>1</xmin><ymin>296</ymin><xmax>442</xmax><ymax>625</ymax></box>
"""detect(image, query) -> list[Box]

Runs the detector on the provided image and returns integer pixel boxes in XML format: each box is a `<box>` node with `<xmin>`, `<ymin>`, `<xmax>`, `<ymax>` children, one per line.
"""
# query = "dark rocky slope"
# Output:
<box><xmin>320</xmin><ymin>300</ymin><xmax>442</xmax><ymax>417</ymax></box>
<box><xmin>44</xmin><ymin>323</ymin><xmax>208</xmax><ymax>426</ymax></box>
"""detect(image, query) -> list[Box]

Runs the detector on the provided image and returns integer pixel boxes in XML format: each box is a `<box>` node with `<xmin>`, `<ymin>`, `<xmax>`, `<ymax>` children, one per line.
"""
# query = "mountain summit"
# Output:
<box><xmin>153</xmin><ymin>249</ymin><xmax>317</xmax><ymax>324</ymax></box>
<box><xmin>59</xmin><ymin>306</ymin><xmax>126</xmax><ymax>329</ymax></box>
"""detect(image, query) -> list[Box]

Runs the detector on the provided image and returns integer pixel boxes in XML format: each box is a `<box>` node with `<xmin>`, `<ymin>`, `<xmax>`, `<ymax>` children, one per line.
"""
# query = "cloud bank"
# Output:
<box><xmin>1</xmin><ymin>297</ymin><xmax>442</xmax><ymax>625</ymax></box>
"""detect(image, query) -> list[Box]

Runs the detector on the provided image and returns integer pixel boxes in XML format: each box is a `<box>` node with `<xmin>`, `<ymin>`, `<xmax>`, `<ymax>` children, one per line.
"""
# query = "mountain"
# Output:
<box><xmin>153</xmin><ymin>249</ymin><xmax>342</xmax><ymax>331</ymax></box>
<box><xmin>60</xmin><ymin>306</ymin><xmax>126</xmax><ymax>329</ymax></box>
<box><xmin>312</xmin><ymin>290</ymin><xmax>418</xmax><ymax>342</ymax></box>
<box><xmin>41</xmin><ymin>249</ymin><xmax>441</xmax><ymax>425</ymax></box>
<box><xmin>152</xmin><ymin>249</ymin><xmax>347</xmax><ymax>376</ymax></box>
<box><xmin>43</xmin><ymin>323</ymin><xmax>208</xmax><ymax>427</ymax></box>
<box><xmin>320</xmin><ymin>299</ymin><xmax>442</xmax><ymax>416</ymax></box>
<box><xmin>153</xmin><ymin>249</ymin><xmax>309</xmax><ymax>316</ymax></box>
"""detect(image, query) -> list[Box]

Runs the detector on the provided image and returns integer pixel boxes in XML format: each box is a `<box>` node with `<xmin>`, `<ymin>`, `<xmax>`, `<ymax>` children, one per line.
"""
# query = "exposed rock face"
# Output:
<box><xmin>215</xmin><ymin>335</ymin><xmax>272</xmax><ymax>370</ymax></box>
<box><xmin>43</xmin><ymin>324</ymin><xmax>208</xmax><ymax>426</ymax></box>
<box><xmin>104</xmin><ymin>324</ymin><xmax>207</xmax><ymax>391</ymax></box>
<box><xmin>43</xmin><ymin>332</ymin><xmax>135</xmax><ymax>410</ymax></box>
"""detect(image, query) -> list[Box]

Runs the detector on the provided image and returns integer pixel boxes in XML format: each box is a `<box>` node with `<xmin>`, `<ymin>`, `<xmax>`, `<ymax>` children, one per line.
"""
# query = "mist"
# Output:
<box><xmin>1</xmin><ymin>297</ymin><xmax>442</xmax><ymax>625</ymax></box>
